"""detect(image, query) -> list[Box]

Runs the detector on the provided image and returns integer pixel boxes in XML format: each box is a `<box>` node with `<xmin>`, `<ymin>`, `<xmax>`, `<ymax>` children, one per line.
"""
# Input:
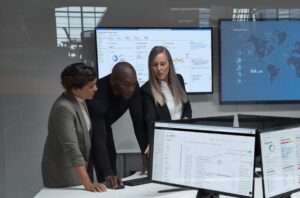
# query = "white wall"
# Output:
<box><xmin>1</xmin><ymin>1</ymin><xmax>300</xmax><ymax>198</ymax></box>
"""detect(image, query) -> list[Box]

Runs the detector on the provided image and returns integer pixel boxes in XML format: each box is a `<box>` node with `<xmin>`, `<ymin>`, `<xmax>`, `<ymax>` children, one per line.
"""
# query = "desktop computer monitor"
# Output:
<box><xmin>237</xmin><ymin>114</ymin><xmax>300</xmax><ymax>161</ymax></box>
<box><xmin>149</xmin><ymin>122</ymin><xmax>256</xmax><ymax>197</ymax></box>
<box><xmin>260</xmin><ymin>125</ymin><xmax>300</xmax><ymax>198</ymax></box>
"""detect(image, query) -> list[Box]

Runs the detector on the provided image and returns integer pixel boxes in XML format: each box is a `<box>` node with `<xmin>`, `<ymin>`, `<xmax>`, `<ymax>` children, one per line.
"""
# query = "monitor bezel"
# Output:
<box><xmin>149</xmin><ymin>121</ymin><xmax>257</xmax><ymax>198</ymax></box>
<box><xmin>218</xmin><ymin>19</ymin><xmax>300</xmax><ymax>104</ymax></box>
<box><xmin>95</xmin><ymin>26</ymin><xmax>213</xmax><ymax>94</ymax></box>
<box><xmin>259</xmin><ymin>124</ymin><xmax>300</xmax><ymax>198</ymax></box>
<box><xmin>166</xmin><ymin>115</ymin><xmax>235</xmax><ymax>127</ymax></box>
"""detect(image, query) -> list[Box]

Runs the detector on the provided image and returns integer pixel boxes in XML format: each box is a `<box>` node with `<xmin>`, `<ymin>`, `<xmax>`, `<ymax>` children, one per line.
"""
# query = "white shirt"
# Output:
<box><xmin>75</xmin><ymin>97</ymin><xmax>91</xmax><ymax>131</ymax></box>
<box><xmin>160</xmin><ymin>81</ymin><xmax>183</xmax><ymax>120</ymax></box>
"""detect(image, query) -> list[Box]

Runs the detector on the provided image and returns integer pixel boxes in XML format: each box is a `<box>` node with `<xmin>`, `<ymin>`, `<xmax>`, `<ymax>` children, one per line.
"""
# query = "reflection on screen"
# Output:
<box><xmin>260</xmin><ymin>126</ymin><xmax>300</xmax><ymax>198</ymax></box>
<box><xmin>151</xmin><ymin>122</ymin><xmax>256</xmax><ymax>197</ymax></box>
<box><xmin>95</xmin><ymin>28</ymin><xmax>212</xmax><ymax>93</ymax></box>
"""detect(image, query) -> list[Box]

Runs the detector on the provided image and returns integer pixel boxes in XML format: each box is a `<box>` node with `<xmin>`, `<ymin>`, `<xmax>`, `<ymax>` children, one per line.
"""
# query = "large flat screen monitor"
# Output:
<box><xmin>260</xmin><ymin>125</ymin><xmax>300</xmax><ymax>198</ymax></box>
<box><xmin>150</xmin><ymin>122</ymin><xmax>256</xmax><ymax>197</ymax></box>
<box><xmin>219</xmin><ymin>20</ymin><xmax>300</xmax><ymax>103</ymax></box>
<box><xmin>95</xmin><ymin>27</ymin><xmax>213</xmax><ymax>93</ymax></box>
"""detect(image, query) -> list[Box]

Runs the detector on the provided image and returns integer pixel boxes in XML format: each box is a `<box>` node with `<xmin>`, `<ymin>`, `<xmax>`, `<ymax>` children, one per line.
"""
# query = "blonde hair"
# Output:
<box><xmin>148</xmin><ymin>46</ymin><xmax>188</xmax><ymax>106</ymax></box>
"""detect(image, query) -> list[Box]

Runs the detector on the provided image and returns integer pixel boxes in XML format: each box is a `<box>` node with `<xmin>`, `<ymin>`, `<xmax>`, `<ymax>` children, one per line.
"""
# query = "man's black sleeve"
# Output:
<box><xmin>87</xmin><ymin>99</ymin><xmax>114</xmax><ymax>178</ymax></box>
<box><xmin>128</xmin><ymin>85</ymin><xmax>147</xmax><ymax>152</ymax></box>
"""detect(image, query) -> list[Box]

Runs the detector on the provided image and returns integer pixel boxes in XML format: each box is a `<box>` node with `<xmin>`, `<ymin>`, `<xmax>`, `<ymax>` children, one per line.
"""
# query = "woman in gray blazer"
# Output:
<box><xmin>41</xmin><ymin>63</ymin><xmax>106</xmax><ymax>192</ymax></box>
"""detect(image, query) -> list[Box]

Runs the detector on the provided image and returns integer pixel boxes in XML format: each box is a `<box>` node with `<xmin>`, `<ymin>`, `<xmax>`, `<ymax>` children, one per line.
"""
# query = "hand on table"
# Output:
<box><xmin>84</xmin><ymin>182</ymin><xmax>107</xmax><ymax>192</ymax></box>
<box><xmin>105</xmin><ymin>175</ymin><xmax>123</xmax><ymax>189</ymax></box>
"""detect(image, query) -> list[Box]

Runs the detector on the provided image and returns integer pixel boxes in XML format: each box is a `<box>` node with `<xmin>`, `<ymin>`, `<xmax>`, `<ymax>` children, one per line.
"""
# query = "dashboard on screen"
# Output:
<box><xmin>95</xmin><ymin>27</ymin><xmax>213</xmax><ymax>93</ymax></box>
<box><xmin>219</xmin><ymin>20</ymin><xmax>300</xmax><ymax>102</ymax></box>
<box><xmin>150</xmin><ymin>122</ymin><xmax>256</xmax><ymax>197</ymax></box>
<box><xmin>260</xmin><ymin>126</ymin><xmax>300</xmax><ymax>198</ymax></box>
<box><xmin>237</xmin><ymin>114</ymin><xmax>300</xmax><ymax>162</ymax></box>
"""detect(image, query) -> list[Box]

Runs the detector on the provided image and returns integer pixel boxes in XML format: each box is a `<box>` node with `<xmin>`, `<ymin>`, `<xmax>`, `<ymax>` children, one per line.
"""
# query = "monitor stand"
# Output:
<box><xmin>255</xmin><ymin>155</ymin><xmax>262</xmax><ymax>168</ymax></box>
<box><xmin>196</xmin><ymin>190</ymin><xmax>219</xmax><ymax>198</ymax></box>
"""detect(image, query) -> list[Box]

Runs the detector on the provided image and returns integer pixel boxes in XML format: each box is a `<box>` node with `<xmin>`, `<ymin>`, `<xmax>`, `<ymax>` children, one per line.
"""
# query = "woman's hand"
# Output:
<box><xmin>74</xmin><ymin>165</ymin><xmax>107</xmax><ymax>192</ymax></box>
<box><xmin>84</xmin><ymin>182</ymin><xmax>107</xmax><ymax>192</ymax></box>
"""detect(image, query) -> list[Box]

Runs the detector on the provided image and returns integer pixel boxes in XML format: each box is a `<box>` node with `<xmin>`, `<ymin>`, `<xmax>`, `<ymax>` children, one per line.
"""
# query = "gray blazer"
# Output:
<box><xmin>42</xmin><ymin>92</ymin><xmax>91</xmax><ymax>187</ymax></box>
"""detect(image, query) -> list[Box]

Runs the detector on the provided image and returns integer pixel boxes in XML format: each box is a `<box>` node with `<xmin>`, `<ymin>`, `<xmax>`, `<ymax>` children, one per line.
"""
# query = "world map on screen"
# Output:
<box><xmin>245</xmin><ymin>31</ymin><xmax>300</xmax><ymax>84</ymax></box>
<box><xmin>221</xmin><ymin>21</ymin><xmax>300</xmax><ymax>102</ymax></box>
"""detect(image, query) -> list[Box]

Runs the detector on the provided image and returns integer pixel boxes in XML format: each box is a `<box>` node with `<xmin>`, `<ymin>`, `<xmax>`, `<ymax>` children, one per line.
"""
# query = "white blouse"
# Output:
<box><xmin>160</xmin><ymin>81</ymin><xmax>183</xmax><ymax>120</ymax></box>
<box><xmin>75</xmin><ymin>97</ymin><xmax>91</xmax><ymax>131</ymax></box>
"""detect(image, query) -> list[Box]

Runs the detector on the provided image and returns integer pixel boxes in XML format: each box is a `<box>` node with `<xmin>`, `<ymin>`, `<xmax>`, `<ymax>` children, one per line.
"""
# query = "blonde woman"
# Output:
<box><xmin>141</xmin><ymin>46</ymin><xmax>192</xmax><ymax>154</ymax></box>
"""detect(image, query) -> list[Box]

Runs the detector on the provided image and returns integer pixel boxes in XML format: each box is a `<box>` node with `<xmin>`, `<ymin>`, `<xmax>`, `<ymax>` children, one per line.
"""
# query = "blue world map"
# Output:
<box><xmin>247</xmin><ymin>31</ymin><xmax>300</xmax><ymax>84</ymax></box>
<box><xmin>220</xmin><ymin>21</ymin><xmax>300</xmax><ymax>102</ymax></box>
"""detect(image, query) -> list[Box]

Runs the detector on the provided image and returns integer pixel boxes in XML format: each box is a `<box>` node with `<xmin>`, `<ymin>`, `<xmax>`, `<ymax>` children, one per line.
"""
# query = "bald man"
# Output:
<box><xmin>86</xmin><ymin>62</ymin><xmax>147</xmax><ymax>189</ymax></box>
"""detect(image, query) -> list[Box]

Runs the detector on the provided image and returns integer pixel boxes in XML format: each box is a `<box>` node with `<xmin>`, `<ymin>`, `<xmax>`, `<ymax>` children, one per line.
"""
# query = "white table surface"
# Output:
<box><xmin>34</xmin><ymin>171</ymin><xmax>300</xmax><ymax>198</ymax></box>
<box><xmin>34</xmin><ymin>172</ymin><xmax>197</xmax><ymax>198</ymax></box>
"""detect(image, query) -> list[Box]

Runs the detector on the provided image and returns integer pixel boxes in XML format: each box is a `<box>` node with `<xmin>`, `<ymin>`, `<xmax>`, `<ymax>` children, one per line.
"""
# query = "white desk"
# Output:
<box><xmin>34</xmin><ymin>172</ymin><xmax>197</xmax><ymax>198</ymax></box>
<box><xmin>34</xmin><ymin>183</ymin><xmax>199</xmax><ymax>198</ymax></box>
<box><xmin>35</xmin><ymin>172</ymin><xmax>300</xmax><ymax>198</ymax></box>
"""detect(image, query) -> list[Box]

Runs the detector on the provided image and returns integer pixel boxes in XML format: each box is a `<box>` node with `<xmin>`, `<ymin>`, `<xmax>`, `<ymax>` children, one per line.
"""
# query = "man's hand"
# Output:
<box><xmin>105</xmin><ymin>175</ymin><xmax>122</xmax><ymax>189</ymax></box>
<box><xmin>140</xmin><ymin>154</ymin><xmax>148</xmax><ymax>175</ymax></box>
